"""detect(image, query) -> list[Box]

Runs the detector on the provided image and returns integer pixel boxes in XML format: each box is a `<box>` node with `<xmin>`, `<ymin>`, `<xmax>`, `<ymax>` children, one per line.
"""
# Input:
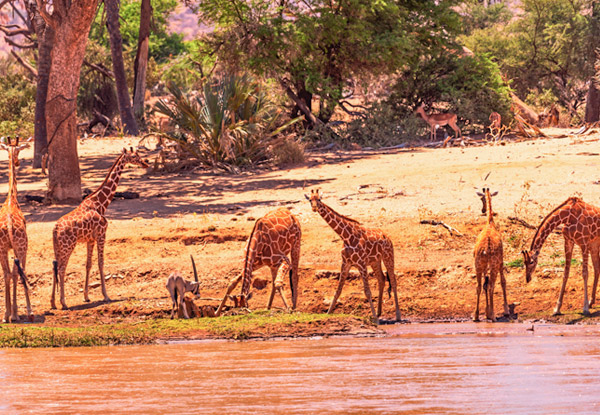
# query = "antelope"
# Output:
<box><xmin>166</xmin><ymin>255</ymin><xmax>201</xmax><ymax>319</ymax></box>
<box><xmin>415</xmin><ymin>103</ymin><xmax>461</xmax><ymax>147</ymax></box>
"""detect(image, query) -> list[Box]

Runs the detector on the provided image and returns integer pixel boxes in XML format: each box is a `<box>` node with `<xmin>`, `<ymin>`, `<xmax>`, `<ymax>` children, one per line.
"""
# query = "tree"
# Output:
<box><xmin>585</xmin><ymin>2</ymin><xmax>600</xmax><ymax>123</ymax></box>
<box><xmin>462</xmin><ymin>0</ymin><xmax>594</xmax><ymax>120</ymax></box>
<box><xmin>133</xmin><ymin>0</ymin><xmax>152</xmax><ymax>121</ymax></box>
<box><xmin>196</xmin><ymin>0</ymin><xmax>460</xmax><ymax>126</ymax></box>
<box><xmin>37</xmin><ymin>0</ymin><xmax>100</xmax><ymax>201</ymax></box>
<box><xmin>105</xmin><ymin>0</ymin><xmax>138</xmax><ymax>135</ymax></box>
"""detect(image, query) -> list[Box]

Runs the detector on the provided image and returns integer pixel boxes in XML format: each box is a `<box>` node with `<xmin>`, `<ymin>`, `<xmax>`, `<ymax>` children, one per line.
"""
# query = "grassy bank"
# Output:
<box><xmin>0</xmin><ymin>312</ymin><xmax>378</xmax><ymax>348</ymax></box>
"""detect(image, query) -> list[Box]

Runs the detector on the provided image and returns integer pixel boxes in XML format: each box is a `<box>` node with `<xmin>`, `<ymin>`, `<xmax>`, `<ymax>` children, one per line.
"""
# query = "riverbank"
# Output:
<box><xmin>0</xmin><ymin>312</ymin><xmax>381</xmax><ymax>347</ymax></box>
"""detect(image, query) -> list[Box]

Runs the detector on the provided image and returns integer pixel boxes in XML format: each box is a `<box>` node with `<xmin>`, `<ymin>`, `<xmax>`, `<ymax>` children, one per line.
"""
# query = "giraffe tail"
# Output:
<box><xmin>52</xmin><ymin>260</ymin><xmax>59</xmax><ymax>285</ymax></box>
<box><xmin>386</xmin><ymin>272</ymin><xmax>392</xmax><ymax>299</ymax></box>
<box><xmin>14</xmin><ymin>258</ymin><xmax>29</xmax><ymax>292</ymax></box>
<box><xmin>483</xmin><ymin>276</ymin><xmax>489</xmax><ymax>292</ymax></box>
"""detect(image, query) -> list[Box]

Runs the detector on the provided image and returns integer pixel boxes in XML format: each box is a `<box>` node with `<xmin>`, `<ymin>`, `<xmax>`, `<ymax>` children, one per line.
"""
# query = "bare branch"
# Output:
<box><xmin>83</xmin><ymin>60</ymin><xmax>114</xmax><ymax>79</ymax></box>
<box><xmin>0</xmin><ymin>24</ymin><xmax>32</xmax><ymax>37</ymax></box>
<box><xmin>420</xmin><ymin>220</ymin><xmax>463</xmax><ymax>237</ymax></box>
<box><xmin>4</xmin><ymin>36</ymin><xmax>35</xmax><ymax>49</ymax></box>
<box><xmin>10</xmin><ymin>50</ymin><xmax>37</xmax><ymax>78</ymax></box>
<box><xmin>339</xmin><ymin>100</ymin><xmax>367</xmax><ymax>118</ymax></box>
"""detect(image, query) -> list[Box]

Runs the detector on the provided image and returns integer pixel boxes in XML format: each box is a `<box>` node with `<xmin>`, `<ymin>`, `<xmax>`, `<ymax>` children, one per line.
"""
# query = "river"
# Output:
<box><xmin>1</xmin><ymin>322</ymin><xmax>599</xmax><ymax>414</ymax></box>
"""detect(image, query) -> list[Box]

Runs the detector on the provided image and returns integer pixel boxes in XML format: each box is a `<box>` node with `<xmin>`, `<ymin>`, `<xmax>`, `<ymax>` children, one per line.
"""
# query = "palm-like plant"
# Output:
<box><xmin>155</xmin><ymin>74</ymin><xmax>300</xmax><ymax>168</ymax></box>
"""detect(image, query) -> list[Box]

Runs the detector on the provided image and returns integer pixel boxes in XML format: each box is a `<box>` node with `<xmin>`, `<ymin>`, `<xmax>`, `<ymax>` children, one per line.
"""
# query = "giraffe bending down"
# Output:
<box><xmin>215</xmin><ymin>208</ymin><xmax>301</xmax><ymax>316</ymax></box>
<box><xmin>306</xmin><ymin>189</ymin><xmax>401</xmax><ymax>324</ymax></box>
<box><xmin>51</xmin><ymin>148</ymin><xmax>148</xmax><ymax>310</ymax></box>
<box><xmin>0</xmin><ymin>136</ymin><xmax>33</xmax><ymax>322</ymax></box>
<box><xmin>473</xmin><ymin>188</ymin><xmax>509</xmax><ymax>322</ymax></box>
<box><xmin>522</xmin><ymin>197</ymin><xmax>600</xmax><ymax>316</ymax></box>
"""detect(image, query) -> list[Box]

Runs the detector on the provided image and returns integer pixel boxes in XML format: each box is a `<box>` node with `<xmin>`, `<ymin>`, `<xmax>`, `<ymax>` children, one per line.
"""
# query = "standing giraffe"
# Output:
<box><xmin>0</xmin><ymin>136</ymin><xmax>32</xmax><ymax>322</ymax></box>
<box><xmin>306</xmin><ymin>189</ymin><xmax>401</xmax><ymax>323</ymax></box>
<box><xmin>473</xmin><ymin>188</ymin><xmax>509</xmax><ymax>322</ymax></box>
<box><xmin>522</xmin><ymin>197</ymin><xmax>600</xmax><ymax>316</ymax></box>
<box><xmin>51</xmin><ymin>148</ymin><xmax>148</xmax><ymax>309</ymax></box>
<box><xmin>215</xmin><ymin>208</ymin><xmax>301</xmax><ymax>316</ymax></box>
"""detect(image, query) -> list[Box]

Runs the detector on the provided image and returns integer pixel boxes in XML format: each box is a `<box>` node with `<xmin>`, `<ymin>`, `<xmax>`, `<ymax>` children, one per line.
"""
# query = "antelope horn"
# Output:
<box><xmin>190</xmin><ymin>254</ymin><xmax>198</xmax><ymax>283</ymax></box>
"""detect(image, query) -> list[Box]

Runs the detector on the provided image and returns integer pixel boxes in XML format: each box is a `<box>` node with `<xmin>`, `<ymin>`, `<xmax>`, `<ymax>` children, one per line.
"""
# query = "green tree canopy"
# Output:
<box><xmin>195</xmin><ymin>0</ymin><xmax>462</xmax><ymax>124</ymax></box>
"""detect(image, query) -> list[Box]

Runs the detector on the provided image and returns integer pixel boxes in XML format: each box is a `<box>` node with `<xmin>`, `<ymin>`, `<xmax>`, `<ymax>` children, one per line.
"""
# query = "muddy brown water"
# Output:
<box><xmin>2</xmin><ymin>323</ymin><xmax>600</xmax><ymax>414</ymax></box>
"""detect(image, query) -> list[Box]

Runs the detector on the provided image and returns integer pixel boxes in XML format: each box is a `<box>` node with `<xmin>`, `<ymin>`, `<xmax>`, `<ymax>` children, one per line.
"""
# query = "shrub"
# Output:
<box><xmin>154</xmin><ymin>74</ymin><xmax>301</xmax><ymax>169</ymax></box>
<box><xmin>0</xmin><ymin>60</ymin><xmax>35</xmax><ymax>136</ymax></box>
<box><xmin>272</xmin><ymin>137</ymin><xmax>305</xmax><ymax>166</ymax></box>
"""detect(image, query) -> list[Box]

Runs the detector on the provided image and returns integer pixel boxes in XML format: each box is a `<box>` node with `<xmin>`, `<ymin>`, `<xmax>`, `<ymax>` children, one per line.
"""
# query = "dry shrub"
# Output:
<box><xmin>272</xmin><ymin>137</ymin><xmax>306</xmax><ymax>166</ymax></box>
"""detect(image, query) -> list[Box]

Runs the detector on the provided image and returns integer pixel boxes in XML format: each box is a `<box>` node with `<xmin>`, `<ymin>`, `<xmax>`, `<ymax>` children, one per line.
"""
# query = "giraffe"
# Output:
<box><xmin>0</xmin><ymin>136</ymin><xmax>33</xmax><ymax>323</ymax></box>
<box><xmin>215</xmin><ymin>208</ymin><xmax>301</xmax><ymax>316</ymax></box>
<box><xmin>51</xmin><ymin>148</ymin><xmax>148</xmax><ymax>310</ymax></box>
<box><xmin>522</xmin><ymin>197</ymin><xmax>600</xmax><ymax>316</ymax></box>
<box><xmin>473</xmin><ymin>188</ymin><xmax>509</xmax><ymax>322</ymax></box>
<box><xmin>306</xmin><ymin>189</ymin><xmax>401</xmax><ymax>323</ymax></box>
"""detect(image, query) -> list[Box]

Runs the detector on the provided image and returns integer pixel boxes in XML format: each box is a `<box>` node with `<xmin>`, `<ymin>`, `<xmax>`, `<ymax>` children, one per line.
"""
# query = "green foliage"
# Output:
<box><xmin>90</xmin><ymin>0</ymin><xmax>185</xmax><ymax>63</ymax></box>
<box><xmin>196</xmin><ymin>0</ymin><xmax>462</xmax><ymax>124</ymax></box>
<box><xmin>388</xmin><ymin>52</ymin><xmax>512</xmax><ymax>136</ymax></box>
<box><xmin>0</xmin><ymin>59</ymin><xmax>35</xmax><ymax>137</ymax></box>
<box><xmin>155</xmin><ymin>75</ymin><xmax>301</xmax><ymax>168</ymax></box>
<box><xmin>461</xmin><ymin>0</ymin><xmax>594</xmax><ymax>120</ymax></box>
<box><xmin>460</xmin><ymin>1</ymin><xmax>512</xmax><ymax>35</ymax></box>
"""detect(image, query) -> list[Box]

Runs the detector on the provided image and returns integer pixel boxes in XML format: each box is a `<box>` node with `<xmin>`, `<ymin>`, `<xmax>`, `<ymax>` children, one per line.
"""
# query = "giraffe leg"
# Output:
<box><xmin>267</xmin><ymin>266</ymin><xmax>278</xmax><ymax>310</ymax></box>
<box><xmin>58</xmin><ymin>263</ymin><xmax>68</xmax><ymax>310</ymax></box>
<box><xmin>55</xmin><ymin>246</ymin><xmax>75</xmax><ymax>310</ymax></box>
<box><xmin>271</xmin><ymin>262</ymin><xmax>291</xmax><ymax>311</ymax></box>
<box><xmin>358</xmin><ymin>264</ymin><xmax>378</xmax><ymax>325</ymax></box>
<box><xmin>215</xmin><ymin>274</ymin><xmax>242</xmax><ymax>316</ymax></box>
<box><xmin>10</xmin><ymin>258</ymin><xmax>18</xmax><ymax>322</ymax></box>
<box><xmin>554</xmin><ymin>239</ymin><xmax>574</xmax><ymax>316</ymax></box>
<box><xmin>14</xmin><ymin>254</ymin><xmax>32</xmax><ymax>321</ymax></box>
<box><xmin>487</xmin><ymin>270</ymin><xmax>497</xmax><ymax>322</ymax></box>
<box><xmin>1</xmin><ymin>253</ymin><xmax>12</xmax><ymax>323</ymax></box>
<box><xmin>290</xmin><ymin>237</ymin><xmax>301</xmax><ymax>310</ymax></box>
<box><xmin>84</xmin><ymin>241</ymin><xmax>94</xmax><ymax>303</ymax></box>
<box><xmin>500</xmin><ymin>265</ymin><xmax>510</xmax><ymax>317</ymax></box>
<box><xmin>590</xmin><ymin>245</ymin><xmax>600</xmax><ymax>308</ymax></box>
<box><xmin>96</xmin><ymin>233</ymin><xmax>111</xmax><ymax>303</ymax></box>
<box><xmin>383</xmin><ymin>254</ymin><xmax>401</xmax><ymax>321</ymax></box>
<box><xmin>474</xmin><ymin>267</ymin><xmax>482</xmax><ymax>322</ymax></box>
<box><xmin>372</xmin><ymin>262</ymin><xmax>384</xmax><ymax>318</ymax></box>
<box><xmin>328</xmin><ymin>259</ymin><xmax>350</xmax><ymax>315</ymax></box>
<box><xmin>581</xmin><ymin>250</ymin><xmax>591</xmax><ymax>316</ymax></box>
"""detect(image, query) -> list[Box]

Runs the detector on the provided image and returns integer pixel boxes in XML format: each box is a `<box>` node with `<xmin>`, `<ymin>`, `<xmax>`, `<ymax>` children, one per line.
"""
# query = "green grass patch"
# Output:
<box><xmin>0</xmin><ymin>312</ymin><xmax>369</xmax><ymax>348</ymax></box>
<box><xmin>505</xmin><ymin>258</ymin><xmax>524</xmax><ymax>268</ymax></box>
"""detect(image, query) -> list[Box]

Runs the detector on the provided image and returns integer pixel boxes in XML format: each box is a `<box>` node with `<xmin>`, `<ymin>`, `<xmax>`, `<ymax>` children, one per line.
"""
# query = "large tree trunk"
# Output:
<box><xmin>32</xmin><ymin>12</ymin><xmax>54</xmax><ymax>168</ymax></box>
<box><xmin>45</xmin><ymin>0</ymin><xmax>99</xmax><ymax>202</ymax></box>
<box><xmin>585</xmin><ymin>80</ymin><xmax>600</xmax><ymax>123</ymax></box>
<box><xmin>132</xmin><ymin>0</ymin><xmax>152</xmax><ymax>122</ymax></box>
<box><xmin>105</xmin><ymin>0</ymin><xmax>138</xmax><ymax>135</ymax></box>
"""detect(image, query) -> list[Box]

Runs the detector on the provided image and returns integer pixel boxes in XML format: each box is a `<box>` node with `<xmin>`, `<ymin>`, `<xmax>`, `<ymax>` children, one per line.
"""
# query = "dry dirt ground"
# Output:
<box><xmin>3</xmin><ymin>129</ymin><xmax>600</xmax><ymax>330</ymax></box>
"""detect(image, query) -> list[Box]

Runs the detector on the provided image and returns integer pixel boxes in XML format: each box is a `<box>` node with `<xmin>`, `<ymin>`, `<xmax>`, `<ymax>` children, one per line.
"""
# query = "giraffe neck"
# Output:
<box><xmin>530</xmin><ymin>203</ymin><xmax>572</xmax><ymax>259</ymax></box>
<box><xmin>6</xmin><ymin>153</ymin><xmax>18</xmax><ymax>206</ymax></box>
<box><xmin>316</xmin><ymin>200</ymin><xmax>359</xmax><ymax>242</ymax></box>
<box><xmin>91</xmin><ymin>153</ymin><xmax>126</xmax><ymax>214</ymax></box>
<box><xmin>485</xmin><ymin>193</ymin><xmax>494</xmax><ymax>224</ymax></box>
<box><xmin>241</xmin><ymin>220</ymin><xmax>260</xmax><ymax>295</ymax></box>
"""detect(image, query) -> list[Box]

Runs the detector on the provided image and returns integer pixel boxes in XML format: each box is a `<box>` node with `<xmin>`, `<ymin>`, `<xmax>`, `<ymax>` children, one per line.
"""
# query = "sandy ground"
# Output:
<box><xmin>3</xmin><ymin>129</ymin><xmax>600</xmax><ymax>328</ymax></box>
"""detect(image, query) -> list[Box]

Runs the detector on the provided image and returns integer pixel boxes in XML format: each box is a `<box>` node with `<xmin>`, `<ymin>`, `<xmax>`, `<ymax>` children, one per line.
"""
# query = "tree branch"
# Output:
<box><xmin>0</xmin><ymin>24</ymin><xmax>32</xmax><ymax>37</ymax></box>
<box><xmin>83</xmin><ymin>60</ymin><xmax>114</xmax><ymax>79</ymax></box>
<box><xmin>10</xmin><ymin>50</ymin><xmax>37</xmax><ymax>78</ymax></box>
<box><xmin>4</xmin><ymin>36</ymin><xmax>35</xmax><ymax>49</ymax></box>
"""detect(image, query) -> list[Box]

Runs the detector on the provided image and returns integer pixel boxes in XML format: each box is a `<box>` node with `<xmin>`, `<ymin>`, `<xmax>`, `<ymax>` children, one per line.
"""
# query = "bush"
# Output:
<box><xmin>272</xmin><ymin>137</ymin><xmax>305</xmax><ymax>166</ymax></box>
<box><xmin>155</xmin><ymin>74</ymin><xmax>301</xmax><ymax>169</ymax></box>
<box><xmin>388</xmin><ymin>52</ymin><xmax>512</xmax><ymax>137</ymax></box>
<box><xmin>0</xmin><ymin>60</ymin><xmax>35</xmax><ymax>136</ymax></box>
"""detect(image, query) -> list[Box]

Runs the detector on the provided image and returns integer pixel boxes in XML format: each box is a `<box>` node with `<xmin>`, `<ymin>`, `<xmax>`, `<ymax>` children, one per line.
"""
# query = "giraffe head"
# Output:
<box><xmin>521</xmin><ymin>249</ymin><xmax>537</xmax><ymax>283</ymax></box>
<box><xmin>476</xmin><ymin>188</ymin><xmax>498</xmax><ymax>215</ymax></box>
<box><xmin>305</xmin><ymin>189</ymin><xmax>322</xmax><ymax>212</ymax></box>
<box><xmin>122</xmin><ymin>147</ymin><xmax>149</xmax><ymax>168</ymax></box>
<box><xmin>0</xmin><ymin>136</ymin><xmax>31</xmax><ymax>168</ymax></box>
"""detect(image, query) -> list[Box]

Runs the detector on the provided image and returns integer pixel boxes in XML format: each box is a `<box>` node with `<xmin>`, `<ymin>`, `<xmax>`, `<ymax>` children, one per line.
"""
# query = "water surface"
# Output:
<box><xmin>1</xmin><ymin>323</ymin><xmax>599</xmax><ymax>414</ymax></box>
